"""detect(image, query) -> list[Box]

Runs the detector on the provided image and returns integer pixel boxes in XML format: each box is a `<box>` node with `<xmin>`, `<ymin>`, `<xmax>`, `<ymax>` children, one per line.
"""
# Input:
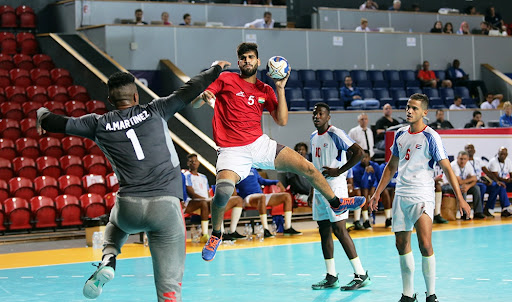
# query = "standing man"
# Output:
<box><xmin>369</xmin><ymin>93</ymin><xmax>470</xmax><ymax>302</ymax></box>
<box><xmin>194</xmin><ymin>43</ymin><xmax>365</xmax><ymax>261</ymax></box>
<box><xmin>348</xmin><ymin>113</ymin><xmax>374</xmax><ymax>158</ymax></box>
<box><xmin>375</xmin><ymin>103</ymin><xmax>400</xmax><ymax>150</ymax></box>
<box><xmin>36</xmin><ymin>62</ymin><xmax>231</xmax><ymax>302</ymax></box>
<box><xmin>309</xmin><ymin>102</ymin><xmax>370</xmax><ymax>291</ymax></box>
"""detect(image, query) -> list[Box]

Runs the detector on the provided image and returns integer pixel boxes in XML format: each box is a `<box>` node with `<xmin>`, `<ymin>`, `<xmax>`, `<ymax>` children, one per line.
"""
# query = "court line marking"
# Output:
<box><xmin>121</xmin><ymin>275</ymin><xmax>135</xmax><ymax>277</ymax></box>
<box><xmin>451</xmin><ymin>278</ymin><xmax>464</xmax><ymax>280</ymax></box>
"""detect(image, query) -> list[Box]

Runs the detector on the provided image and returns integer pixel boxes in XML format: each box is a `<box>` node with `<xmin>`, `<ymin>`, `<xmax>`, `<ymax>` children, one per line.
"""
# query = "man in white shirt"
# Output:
<box><xmin>244</xmin><ymin>12</ymin><xmax>274</xmax><ymax>29</ymax></box>
<box><xmin>480</xmin><ymin>93</ymin><xmax>503</xmax><ymax>109</ymax></box>
<box><xmin>484</xmin><ymin>147</ymin><xmax>512</xmax><ymax>217</ymax></box>
<box><xmin>441</xmin><ymin>151</ymin><xmax>485</xmax><ymax>219</ymax></box>
<box><xmin>449</xmin><ymin>96</ymin><xmax>466</xmax><ymax>110</ymax></box>
<box><xmin>355</xmin><ymin>18</ymin><xmax>371</xmax><ymax>32</ymax></box>
<box><xmin>348</xmin><ymin>113</ymin><xmax>374</xmax><ymax>158</ymax></box>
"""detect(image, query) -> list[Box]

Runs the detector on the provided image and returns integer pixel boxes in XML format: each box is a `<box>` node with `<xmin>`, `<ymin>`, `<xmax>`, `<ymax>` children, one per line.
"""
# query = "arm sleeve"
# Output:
<box><xmin>257</xmin><ymin>172</ymin><xmax>279</xmax><ymax>186</ymax></box>
<box><xmin>353</xmin><ymin>88</ymin><xmax>362</xmax><ymax>96</ymax></box>
<box><xmin>330</xmin><ymin>128</ymin><xmax>354</xmax><ymax>151</ymax></box>
<box><xmin>263</xmin><ymin>86</ymin><xmax>278</xmax><ymax>113</ymax></box>
<box><xmin>340</xmin><ymin>87</ymin><xmax>351</xmax><ymax>102</ymax></box>
<box><xmin>428</xmin><ymin>131</ymin><xmax>448</xmax><ymax>163</ymax></box>
<box><xmin>65</xmin><ymin>114</ymin><xmax>101</xmax><ymax>140</ymax></box>
<box><xmin>39</xmin><ymin>110</ymin><xmax>70</xmax><ymax>133</ymax></box>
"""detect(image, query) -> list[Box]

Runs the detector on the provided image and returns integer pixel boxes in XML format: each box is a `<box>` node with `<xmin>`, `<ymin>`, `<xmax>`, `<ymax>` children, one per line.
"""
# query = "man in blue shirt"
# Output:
<box><xmin>237</xmin><ymin>167</ymin><xmax>302</xmax><ymax>237</ymax></box>
<box><xmin>339</xmin><ymin>76</ymin><xmax>362</xmax><ymax>108</ymax></box>
<box><xmin>499</xmin><ymin>101</ymin><xmax>512</xmax><ymax>127</ymax></box>
<box><xmin>352</xmin><ymin>151</ymin><xmax>381</xmax><ymax>229</ymax></box>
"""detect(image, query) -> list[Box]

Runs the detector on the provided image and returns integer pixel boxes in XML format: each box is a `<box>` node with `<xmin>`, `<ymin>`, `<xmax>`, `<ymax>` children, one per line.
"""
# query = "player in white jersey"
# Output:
<box><xmin>309</xmin><ymin>103</ymin><xmax>370</xmax><ymax>291</ymax></box>
<box><xmin>369</xmin><ymin>94</ymin><xmax>470</xmax><ymax>302</ymax></box>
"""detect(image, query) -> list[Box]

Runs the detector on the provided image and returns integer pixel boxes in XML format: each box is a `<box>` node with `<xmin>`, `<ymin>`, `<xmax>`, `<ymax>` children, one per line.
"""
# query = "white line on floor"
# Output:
<box><xmin>46</xmin><ymin>276</ymin><xmax>59</xmax><ymax>278</ymax></box>
<box><xmin>121</xmin><ymin>275</ymin><xmax>134</xmax><ymax>277</ymax></box>
<box><xmin>451</xmin><ymin>277</ymin><xmax>464</xmax><ymax>280</ymax></box>
<box><xmin>476</xmin><ymin>278</ymin><xmax>490</xmax><ymax>281</ymax></box>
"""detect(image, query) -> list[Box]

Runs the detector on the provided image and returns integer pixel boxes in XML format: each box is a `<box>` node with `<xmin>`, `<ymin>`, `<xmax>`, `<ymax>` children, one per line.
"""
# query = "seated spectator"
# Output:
<box><xmin>133</xmin><ymin>8</ymin><xmax>147</xmax><ymax>25</ymax></box>
<box><xmin>449</xmin><ymin>96</ymin><xmax>466</xmax><ymax>110</ymax></box>
<box><xmin>355</xmin><ymin>18</ymin><xmax>371</xmax><ymax>32</ymax></box>
<box><xmin>484</xmin><ymin>147</ymin><xmax>512</xmax><ymax>217</ymax></box>
<box><xmin>340</xmin><ymin>75</ymin><xmax>362</xmax><ymax>106</ymax></box>
<box><xmin>374</xmin><ymin>103</ymin><xmax>399</xmax><ymax>150</ymax></box>
<box><xmin>430</xmin><ymin>21</ymin><xmax>443</xmax><ymax>33</ymax></box>
<box><xmin>285</xmin><ymin>142</ymin><xmax>312</xmax><ymax>205</ymax></box>
<box><xmin>418</xmin><ymin>60</ymin><xmax>452</xmax><ymax>88</ymax></box>
<box><xmin>359</xmin><ymin>0</ymin><xmax>379</xmax><ymax>10</ymax></box>
<box><xmin>429</xmin><ymin>109</ymin><xmax>454</xmax><ymax>129</ymax></box>
<box><xmin>464</xmin><ymin>144</ymin><xmax>491</xmax><ymax>208</ymax></box>
<box><xmin>472</xmin><ymin>21</ymin><xmax>490</xmax><ymax>35</ymax></box>
<box><xmin>432</xmin><ymin>162</ymin><xmax>448</xmax><ymax>223</ymax></box>
<box><xmin>237</xmin><ymin>167</ymin><xmax>302</xmax><ymax>237</ymax></box>
<box><xmin>485</xmin><ymin>5</ymin><xmax>504</xmax><ymax>29</ymax></box>
<box><xmin>446</xmin><ymin>59</ymin><xmax>487</xmax><ymax>101</ymax></box>
<box><xmin>464</xmin><ymin>110</ymin><xmax>485</xmax><ymax>128</ymax></box>
<box><xmin>161</xmin><ymin>12</ymin><xmax>172</xmax><ymax>26</ymax></box>
<box><xmin>244</xmin><ymin>12</ymin><xmax>274</xmax><ymax>29</ymax></box>
<box><xmin>443</xmin><ymin>22</ymin><xmax>454</xmax><ymax>34</ymax></box>
<box><xmin>499</xmin><ymin>101</ymin><xmax>512</xmax><ymax>127</ymax></box>
<box><xmin>180</xmin><ymin>13</ymin><xmax>191</xmax><ymax>26</ymax></box>
<box><xmin>388</xmin><ymin>0</ymin><xmax>401</xmax><ymax>11</ymax></box>
<box><xmin>351</xmin><ymin>151</ymin><xmax>380</xmax><ymax>230</ymax></box>
<box><xmin>465</xmin><ymin>5</ymin><xmax>478</xmax><ymax>15</ymax></box>
<box><xmin>480</xmin><ymin>93</ymin><xmax>503</xmax><ymax>109</ymax></box>
<box><xmin>457</xmin><ymin>21</ymin><xmax>470</xmax><ymax>35</ymax></box>
<box><xmin>348</xmin><ymin>113</ymin><xmax>374</xmax><ymax>158</ymax></box>
<box><xmin>441</xmin><ymin>151</ymin><xmax>485</xmax><ymax>219</ymax></box>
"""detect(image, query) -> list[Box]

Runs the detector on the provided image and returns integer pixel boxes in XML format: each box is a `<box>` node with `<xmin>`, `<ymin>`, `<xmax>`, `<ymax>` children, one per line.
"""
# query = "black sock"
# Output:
<box><xmin>212</xmin><ymin>230</ymin><xmax>222</xmax><ymax>238</ymax></box>
<box><xmin>328</xmin><ymin>196</ymin><xmax>340</xmax><ymax>208</ymax></box>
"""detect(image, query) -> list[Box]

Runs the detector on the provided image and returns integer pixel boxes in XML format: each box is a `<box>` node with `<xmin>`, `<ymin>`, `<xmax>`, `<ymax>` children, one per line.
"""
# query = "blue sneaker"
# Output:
<box><xmin>83</xmin><ymin>255</ymin><xmax>116</xmax><ymax>299</ymax></box>
<box><xmin>202</xmin><ymin>234</ymin><xmax>222</xmax><ymax>261</ymax></box>
<box><xmin>331</xmin><ymin>196</ymin><xmax>366</xmax><ymax>215</ymax></box>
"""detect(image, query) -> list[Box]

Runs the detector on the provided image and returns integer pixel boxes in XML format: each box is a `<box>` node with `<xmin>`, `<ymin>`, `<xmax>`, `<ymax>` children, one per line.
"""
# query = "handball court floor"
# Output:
<box><xmin>0</xmin><ymin>217</ymin><xmax>511</xmax><ymax>302</ymax></box>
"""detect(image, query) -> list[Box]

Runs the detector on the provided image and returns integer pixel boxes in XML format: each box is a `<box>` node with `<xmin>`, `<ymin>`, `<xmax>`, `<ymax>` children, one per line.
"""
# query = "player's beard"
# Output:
<box><xmin>240</xmin><ymin>64</ymin><xmax>258</xmax><ymax>77</ymax></box>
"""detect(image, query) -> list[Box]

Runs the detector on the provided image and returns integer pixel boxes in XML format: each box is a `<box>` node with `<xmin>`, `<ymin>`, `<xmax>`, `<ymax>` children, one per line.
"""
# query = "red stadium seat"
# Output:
<box><xmin>83</xmin><ymin>154</ymin><xmax>107</xmax><ymax>176</ymax></box>
<box><xmin>34</xmin><ymin>175</ymin><xmax>59</xmax><ymax>199</ymax></box>
<box><xmin>36</xmin><ymin>156</ymin><xmax>61</xmax><ymax>179</ymax></box>
<box><xmin>43</xmin><ymin>100</ymin><xmax>66</xmax><ymax>115</ymax></box>
<box><xmin>0</xmin><ymin>87</ymin><xmax>5</xmax><ymax>103</ymax></box>
<box><xmin>20</xmin><ymin>118</ymin><xmax>38</xmax><ymax>139</ymax></box>
<box><xmin>80</xmin><ymin>193</ymin><xmax>106</xmax><ymax>219</ymax></box>
<box><xmin>16</xmin><ymin>32</ymin><xmax>38</xmax><ymax>55</ymax></box>
<box><xmin>58</xmin><ymin>175</ymin><xmax>83</xmax><ymax>198</ymax></box>
<box><xmin>60</xmin><ymin>155</ymin><xmax>84</xmax><ymax>177</ymax></box>
<box><xmin>32</xmin><ymin>54</ymin><xmax>54</xmax><ymax>70</ymax></box>
<box><xmin>0</xmin><ymin>207</ymin><xmax>5</xmax><ymax>231</ymax></box>
<box><xmin>3</xmin><ymin>198</ymin><xmax>32</xmax><ymax>230</ymax></box>
<box><xmin>0</xmin><ymin>157</ymin><xmax>14</xmax><ymax>181</ymax></box>
<box><xmin>5</xmin><ymin>86</ymin><xmax>27</xmax><ymax>103</ymax></box>
<box><xmin>82</xmin><ymin>174</ymin><xmax>107</xmax><ymax>196</ymax></box>
<box><xmin>85</xmin><ymin>100</ymin><xmax>108</xmax><ymax>115</ymax></box>
<box><xmin>0</xmin><ymin>5</ymin><xmax>17</xmax><ymax>28</ymax></box>
<box><xmin>64</xmin><ymin>100</ymin><xmax>87</xmax><ymax>117</ymax></box>
<box><xmin>22</xmin><ymin>101</ymin><xmax>40</xmax><ymax>118</ymax></box>
<box><xmin>9</xmin><ymin>68</ymin><xmax>32</xmax><ymax>88</ymax></box>
<box><xmin>46</xmin><ymin>85</ymin><xmax>69</xmax><ymax>103</ymax></box>
<box><xmin>0</xmin><ymin>179</ymin><xmax>8</xmax><ymax>206</ymax></box>
<box><xmin>54</xmin><ymin>194</ymin><xmax>82</xmax><ymax>227</ymax></box>
<box><xmin>67</xmin><ymin>85</ymin><xmax>89</xmax><ymax>103</ymax></box>
<box><xmin>13</xmin><ymin>54</ymin><xmax>34</xmax><ymax>70</ymax></box>
<box><xmin>50</xmin><ymin>68</ymin><xmax>73</xmax><ymax>87</ymax></box>
<box><xmin>15</xmin><ymin>137</ymin><xmax>39</xmax><ymax>159</ymax></box>
<box><xmin>106</xmin><ymin>172</ymin><xmax>119</xmax><ymax>192</ymax></box>
<box><xmin>0</xmin><ymin>53</ymin><xmax>14</xmax><ymax>70</ymax></box>
<box><xmin>61</xmin><ymin>136</ymin><xmax>86</xmax><ymax>157</ymax></box>
<box><xmin>8</xmin><ymin>177</ymin><xmax>34</xmax><ymax>200</ymax></box>
<box><xmin>30</xmin><ymin>196</ymin><xmax>57</xmax><ymax>228</ymax></box>
<box><xmin>26</xmin><ymin>86</ymin><xmax>48</xmax><ymax>104</ymax></box>
<box><xmin>83</xmin><ymin>139</ymin><xmax>102</xmax><ymax>156</ymax></box>
<box><xmin>0</xmin><ymin>138</ymin><xmax>16</xmax><ymax>161</ymax></box>
<box><xmin>104</xmin><ymin>192</ymin><xmax>117</xmax><ymax>213</ymax></box>
<box><xmin>0</xmin><ymin>32</ymin><xmax>16</xmax><ymax>54</ymax></box>
<box><xmin>16</xmin><ymin>5</ymin><xmax>36</xmax><ymax>29</ymax></box>
<box><xmin>0</xmin><ymin>102</ymin><xmax>23</xmax><ymax>120</ymax></box>
<box><xmin>12</xmin><ymin>156</ymin><xmax>37</xmax><ymax>179</ymax></box>
<box><xmin>39</xmin><ymin>137</ymin><xmax>63</xmax><ymax>158</ymax></box>
<box><xmin>0</xmin><ymin>118</ymin><xmax>21</xmax><ymax>140</ymax></box>
<box><xmin>29</xmin><ymin>69</ymin><xmax>52</xmax><ymax>88</ymax></box>
<box><xmin>0</xmin><ymin>69</ymin><xmax>11</xmax><ymax>88</ymax></box>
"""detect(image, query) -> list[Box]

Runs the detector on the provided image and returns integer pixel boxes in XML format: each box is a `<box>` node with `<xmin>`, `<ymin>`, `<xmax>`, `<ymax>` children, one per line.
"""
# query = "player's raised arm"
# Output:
<box><xmin>190</xmin><ymin>61</ymin><xmax>231</xmax><ymax>108</ymax></box>
<box><xmin>270</xmin><ymin>72</ymin><xmax>290</xmax><ymax>126</ymax></box>
<box><xmin>438</xmin><ymin>158</ymin><xmax>471</xmax><ymax>216</ymax></box>
<box><xmin>369</xmin><ymin>155</ymin><xmax>398</xmax><ymax>211</ymax></box>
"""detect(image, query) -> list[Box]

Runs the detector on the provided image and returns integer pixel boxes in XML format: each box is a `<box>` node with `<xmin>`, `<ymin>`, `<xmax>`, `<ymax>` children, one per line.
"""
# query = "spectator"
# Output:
<box><xmin>432</xmin><ymin>163</ymin><xmax>448</xmax><ymax>224</ymax></box>
<box><xmin>348</xmin><ymin>113</ymin><xmax>374</xmax><ymax>158</ymax></box>
<box><xmin>411</xmin><ymin>3</ymin><xmax>420</xmax><ymax>12</ymax></box>
<box><xmin>388</xmin><ymin>0</ymin><xmax>401</xmax><ymax>11</ymax></box>
<box><xmin>446</xmin><ymin>59</ymin><xmax>487</xmax><ymax>101</ymax></box>
<box><xmin>484</xmin><ymin>147</ymin><xmax>512</xmax><ymax>217</ymax></box>
<box><xmin>449</xmin><ymin>96</ymin><xmax>466</xmax><ymax>110</ymax></box>
<box><xmin>359</xmin><ymin>0</ymin><xmax>379</xmax><ymax>10</ymax></box>
<box><xmin>472</xmin><ymin>21</ymin><xmax>490</xmax><ymax>35</ymax></box>
<box><xmin>355</xmin><ymin>18</ymin><xmax>371</xmax><ymax>32</ymax></box>
<box><xmin>457</xmin><ymin>21</ymin><xmax>470</xmax><ymax>35</ymax></box>
<box><xmin>485</xmin><ymin>5</ymin><xmax>504</xmax><ymax>29</ymax></box>
<box><xmin>465</xmin><ymin>5</ymin><xmax>478</xmax><ymax>15</ymax></box>
<box><xmin>161</xmin><ymin>12</ymin><xmax>172</xmax><ymax>26</ymax></box>
<box><xmin>443</xmin><ymin>22</ymin><xmax>453</xmax><ymax>34</ymax></box>
<box><xmin>133</xmin><ymin>8</ymin><xmax>147</xmax><ymax>25</ymax></box>
<box><xmin>464</xmin><ymin>144</ymin><xmax>491</xmax><ymax>210</ymax></box>
<box><xmin>430</xmin><ymin>21</ymin><xmax>442</xmax><ymax>33</ymax></box>
<box><xmin>464</xmin><ymin>110</ymin><xmax>485</xmax><ymax>128</ymax></box>
<box><xmin>499</xmin><ymin>101</ymin><xmax>512</xmax><ymax>127</ymax></box>
<box><xmin>417</xmin><ymin>60</ymin><xmax>452</xmax><ymax>88</ymax></box>
<box><xmin>244</xmin><ymin>12</ymin><xmax>274</xmax><ymax>29</ymax></box>
<box><xmin>374</xmin><ymin>103</ymin><xmax>399</xmax><ymax>150</ymax></box>
<box><xmin>180</xmin><ymin>13</ymin><xmax>191</xmax><ymax>26</ymax></box>
<box><xmin>441</xmin><ymin>151</ymin><xmax>485</xmax><ymax>219</ymax></box>
<box><xmin>429</xmin><ymin>109</ymin><xmax>454</xmax><ymax>129</ymax></box>
<box><xmin>340</xmin><ymin>76</ymin><xmax>362</xmax><ymax>106</ymax></box>
<box><xmin>285</xmin><ymin>142</ymin><xmax>312</xmax><ymax>205</ymax></box>
<box><xmin>351</xmin><ymin>151</ymin><xmax>380</xmax><ymax>230</ymax></box>
<box><xmin>480</xmin><ymin>93</ymin><xmax>503</xmax><ymax>109</ymax></box>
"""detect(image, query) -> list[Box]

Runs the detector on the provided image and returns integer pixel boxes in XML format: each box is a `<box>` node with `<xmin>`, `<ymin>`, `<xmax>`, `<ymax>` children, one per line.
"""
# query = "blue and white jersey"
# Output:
<box><xmin>310</xmin><ymin>125</ymin><xmax>354</xmax><ymax>188</ymax></box>
<box><xmin>184</xmin><ymin>171</ymin><xmax>210</xmax><ymax>202</ymax></box>
<box><xmin>391</xmin><ymin>125</ymin><xmax>447</xmax><ymax>199</ymax></box>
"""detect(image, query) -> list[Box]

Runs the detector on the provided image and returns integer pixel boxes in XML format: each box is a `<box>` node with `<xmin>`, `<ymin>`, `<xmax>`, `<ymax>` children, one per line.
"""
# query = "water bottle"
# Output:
<box><xmin>270</xmin><ymin>222</ymin><xmax>277</xmax><ymax>236</ymax></box>
<box><xmin>143</xmin><ymin>233</ymin><xmax>149</xmax><ymax>247</ymax></box>
<box><xmin>92</xmin><ymin>231</ymin><xmax>101</xmax><ymax>249</ymax></box>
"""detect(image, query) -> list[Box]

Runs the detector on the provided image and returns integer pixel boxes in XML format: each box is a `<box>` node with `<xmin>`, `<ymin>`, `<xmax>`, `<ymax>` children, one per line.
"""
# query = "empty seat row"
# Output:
<box><xmin>0</xmin><ymin>100</ymin><xmax>104</xmax><ymax>121</ymax></box>
<box><xmin>0</xmin><ymin>68</ymin><xmax>75</xmax><ymax>88</ymax></box>
<box><xmin>0</xmin><ymin>53</ymin><xmax>54</xmax><ymax>70</ymax></box>
<box><xmin>0</xmin><ymin>31</ymin><xmax>37</xmax><ymax>55</ymax></box>
<box><xmin>0</xmin><ymin>86</ymin><xmax>93</xmax><ymax>106</ymax></box>
<box><xmin>0</xmin><ymin>5</ymin><xmax>36</xmax><ymax>28</ymax></box>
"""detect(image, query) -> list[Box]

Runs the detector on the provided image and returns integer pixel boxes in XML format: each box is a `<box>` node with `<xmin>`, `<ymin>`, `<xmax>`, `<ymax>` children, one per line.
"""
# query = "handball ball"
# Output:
<box><xmin>266</xmin><ymin>56</ymin><xmax>290</xmax><ymax>80</ymax></box>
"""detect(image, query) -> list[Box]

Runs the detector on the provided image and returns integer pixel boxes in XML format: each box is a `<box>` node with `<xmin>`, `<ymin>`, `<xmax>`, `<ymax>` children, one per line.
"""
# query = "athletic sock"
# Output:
<box><xmin>328</xmin><ymin>196</ymin><xmax>340</xmax><ymax>208</ymax></box>
<box><xmin>201</xmin><ymin>220</ymin><xmax>209</xmax><ymax>235</ymax></box>
<box><xmin>435</xmin><ymin>192</ymin><xmax>442</xmax><ymax>215</ymax></box>
<box><xmin>229</xmin><ymin>207</ymin><xmax>243</xmax><ymax>233</ymax></box>
<box><xmin>284</xmin><ymin>211</ymin><xmax>292</xmax><ymax>229</ymax></box>
<box><xmin>260</xmin><ymin>214</ymin><xmax>269</xmax><ymax>229</ymax></box>
<box><xmin>325</xmin><ymin>258</ymin><xmax>336</xmax><ymax>276</ymax></box>
<box><xmin>422</xmin><ymin>254</ymin><xmax>436</xmax><ymax>297</ymax></box>
<box><xmin>212</xmin><ymin>229</ymin><xmax>222</xmax><ymax>238</ymax></box>
<box><xmin>349</xmin><ymin>256</ymin><xmax>365</xmax><ymax>275</ymax></box>
<box><xmin>400</xmin><ymin>252</ymin><xmax>415</xmax><ymax>297</ymax></box>
<box><xmin>362</xmin><ymin>210</ymin><xmax>369</xmax><ymax>222</ymax></box>
<box><xmin>353</xmin><ymin>208</ymin><xmax>361</xmax><ymax>222</ymax></box>
<box><xmin>384</xmin><ymin>209</ymin><xmax>391</xmax><ymax>219</ymax></box>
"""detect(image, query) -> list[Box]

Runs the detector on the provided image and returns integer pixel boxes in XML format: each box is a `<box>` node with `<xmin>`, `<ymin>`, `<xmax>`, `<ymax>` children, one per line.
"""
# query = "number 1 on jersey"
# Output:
<box><xmin>126</xmin><ymin>129</ymin><xmax>145</xmax><ymax>160</ymax></box>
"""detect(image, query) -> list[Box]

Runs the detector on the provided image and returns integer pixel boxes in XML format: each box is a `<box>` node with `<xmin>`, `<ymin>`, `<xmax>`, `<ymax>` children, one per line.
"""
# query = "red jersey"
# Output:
<box><xmin>206</xmin><ymin>72</ymin><xmax>278</xmax><ymax>147</ymax></box>
<box><xmin>417</xmin><ymin>70</ymin><xmax>436</xmax><ymax>81</ymax></box>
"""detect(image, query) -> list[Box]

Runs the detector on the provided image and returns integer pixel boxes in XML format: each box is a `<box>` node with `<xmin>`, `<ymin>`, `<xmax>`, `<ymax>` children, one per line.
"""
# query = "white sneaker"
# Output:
<box><xmin>83</xmin><ymin>256</ymin><xmax>116</xmax><ymax>299</ymax></box>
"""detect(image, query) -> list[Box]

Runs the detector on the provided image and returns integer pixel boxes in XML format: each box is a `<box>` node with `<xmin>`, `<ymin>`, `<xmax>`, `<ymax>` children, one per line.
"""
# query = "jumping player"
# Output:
<box><xmin>369</xmin><ymin>93</ymin><xmax>471</xmax><ymax>302</ymax></box>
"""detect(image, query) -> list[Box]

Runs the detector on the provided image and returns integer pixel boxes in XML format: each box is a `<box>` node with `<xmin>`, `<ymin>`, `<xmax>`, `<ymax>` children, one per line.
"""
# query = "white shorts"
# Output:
<box><xmin>244</xmin><ymin>193</ymin><xmax>272</xmax><ymax>207</ymax></box>
<box><xmin>392</xmin><ymin>195</ymin><xmax>434</xmax><ymax>232</ymax></box>
<box><xmin>216</xmin><ymin>134</ymin><xmax>277</xmax><ymax>181</ymax></box>
<box><xmin>313</xmin><ymin>186</ymin><xmax>349</xmax><ymax>222</ymax></box>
